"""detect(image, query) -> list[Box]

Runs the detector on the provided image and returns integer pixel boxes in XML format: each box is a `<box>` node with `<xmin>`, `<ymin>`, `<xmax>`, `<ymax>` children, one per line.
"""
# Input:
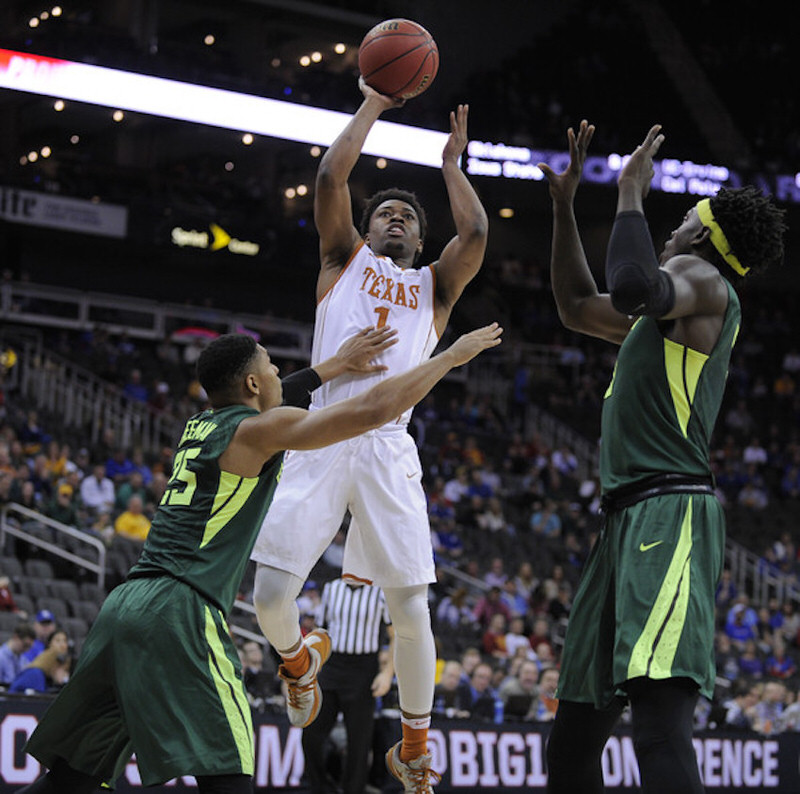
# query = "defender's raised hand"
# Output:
<box><xmin>334</xmin><ymin>326</ymin><xmax>399</xmax><ymax>374</ymax></box>
<box><xmin>618</xmin><ymin>124</ymin><xmax>665</xmax><ymax>201</ymax></box>
<box><xmin>445</xmin><ymin>322</ymin><xmax>503</xmax><ymax>367</ymax></box>
<box><xmin>538</xmin><ymin>119</ymin><xmax>595</xmax><ymax>205</ymax></box>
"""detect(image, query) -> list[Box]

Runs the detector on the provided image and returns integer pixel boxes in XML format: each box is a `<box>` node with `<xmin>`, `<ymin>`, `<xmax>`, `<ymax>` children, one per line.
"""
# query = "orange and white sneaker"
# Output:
<box><xmin>385</xmin><ymin>741</ymin><xmax>441</xmax><ymax>793</ymax></box>
<box><xmin>277</xmin><ymin>628</ymin><xmax>332</xmax><ymax>727</ymax></box>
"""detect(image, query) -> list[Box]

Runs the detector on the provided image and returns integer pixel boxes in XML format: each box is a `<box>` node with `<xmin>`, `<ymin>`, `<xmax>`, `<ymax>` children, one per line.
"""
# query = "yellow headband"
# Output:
<box><xmin>695</xmin><ymin>198</ymin><xmax>750</xmax><ymax>276</ymax></box>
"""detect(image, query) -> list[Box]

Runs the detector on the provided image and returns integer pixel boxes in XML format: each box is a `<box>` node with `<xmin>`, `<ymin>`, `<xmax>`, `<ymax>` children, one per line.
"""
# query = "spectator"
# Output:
<box><xmin>721</xmin><ymin>681</ymin><xmax>760</xmax><ymax>731</ymax></box>
<box><xmin>530</xmin><ymin>667</ymin><xmax>559</xmax><ymax>722</ymax></box>
<box><xmin>239</xmin><ymin>640</ymin><xmax>276</xmax><ymax>709</ymax></box>
<box><xmin>714</xmin><ymin>633</ymin><xmax>741</xmax><ymax>682</ymax></box>
<box><xmin>321</xmin><ymin>528</ymin><xmax>345</xmax><ymax>571</ymax></box>
<box><xmin>715</xmin><ymin>569</ymin><xmax>738</xmax><ymax>613</ymax></box>
<box><xmin>113</xmin><ymin>494</ymin><xmax>151</xmax><ymax>542</ymax></box>
<box><xmin>737</xmin><ymin>477</ymin><xmax>769</xmax><ymax>510</ymax></box>
<box><xmin>512</xmin><ymin>561</ymin><xmax>539</xmax><ymax>604</ymax></box>
<box><xmin>105</xmin><ymin>448</ymin><xmax>136</xmax><ymax>485</ymax></box>
<box><xmin>498</xmin><ymin>659</ymin><xmax>539</xmax><ymax>720</ymax></box>
<box><xmin>483</xmin><ymin>557</ymin><xmax>507</xmax><ymax>589</ymax></box>
<box><xmin>433</xmin><ymin>660</ymin><xmax>470</xmax><ymax>717</ymax></box>
<box><xmin>458</xmin><ymin>647</ymin><xmax>482</xmax><ymax>685</ymax></box>
<box><xmin>122</xmin><ymin>368</ymin><xmax>148</xmax><ymax>403</ymax></box>
<box><xmin>0</xmin><ymin>575</ymin><xmax>19</xmax><ymax>613</ymax></box>
<box><xmin>79</xmin><ymin>463</ymin><xmax>115</xmax><ymax>518</ymax></box>
<box><xmin>737</xmin><ymin>640</ymin><xmax>765</xmax><ymax>679</ymax></box>
<box><xmin>476</xmin><ymin>497</ymin><xmax>512</xmax><ymax>534</ymax></box>
<box><xmin>505</xmin><ymin>616</ymin><xmax>535</xmax><ymax>661</ymax></box>
<box><xmin>752</xmin><ymin>681</ymin><xmax>787</xmax><ymax>736</ymax></box>
<box><xmin>473</xmin><ymin>586</ymin><xmax>512</xmax><ymax>630</ymax></box>
<box><xmin>765</xmin><ymin>636</ymin><xmax>797</xmax><ymax>680</ymax></box>
<box><xmin>455</xmin><ymin>661</ymin><xmax>499</xmax><ymax>721</ymax></box>
<box><xmin>21</xmin><ymin>610</ymin><xmax>57</xmax><ymax>665</ymax></box>
<box><xmin>482</xmin><ymin>613</ymin><xmax>508</xmax><ymax>660</ymax></box>
<box><xmin>435</xmin><ymin>587</ymin><xmax>473</xmax><ymax>629</ymax></box>
<box><xmin>529</xmin><ymin>498</ymin><xmax>562</xmax><ymax>539</ymax></box>
<box><xmin>114</xmin><ymin>470</ymin><xmax>148</xmax><ymax>513</ymax></box>
<box><xmin>742</xmin><ymin>437</ymin><xmax>768</xmax><ymax>467</ymax></box>
<box><xmin>9</xmin><ymin>628</ymin><xmax>71</xmax><ymax>693</ymax></box>
<box><xmin>44</xmin><ymin>483</ymin><xmax>79</xmax><ymax>527</ymax></box>
<box><xmin>295</xmin><ymin>580</ymin><xmax>320</xmax><ymax>618</ymax></box>
<box><xmin>28</xmin><ymin>453</ymin><xmax>53</xmax><ymax>501</ymax></box>
<box><xmin>725</xmin><ymin>599</ymin><xmax>759</xmax><ymax>648</ymax></box>
<box><xmin>0</xmin><ymin>623</ymin><xmax>36</xmax><ymax>685</ymax></box>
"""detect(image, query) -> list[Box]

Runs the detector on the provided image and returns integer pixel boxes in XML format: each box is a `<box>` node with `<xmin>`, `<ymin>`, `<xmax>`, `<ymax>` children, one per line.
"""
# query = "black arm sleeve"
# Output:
<box><xmin>606</xmin><ymin>210</ymin><xmax>675</xmax><ymax>317</ymax></box>
<box><xmin>281</xmin><ymin>367</ymin><xmax>322</xmax><ymax>409</ymax></box>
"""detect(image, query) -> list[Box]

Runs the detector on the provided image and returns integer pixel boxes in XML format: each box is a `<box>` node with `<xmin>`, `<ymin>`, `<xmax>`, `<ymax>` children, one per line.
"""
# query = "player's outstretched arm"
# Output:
<box><xmin>315</xmin><ymin>325</ymin><xmax>399</xmax><ymax>381</ymax></box>
<box><xmin>434</xmin><ymin>104</ymin><xmax>489</xmax><ymax>314</ymax></box>
<box><xmin>248</xmin><ymin>323</ymin><xmax>502</xmax><ymax>457</ymax></box>
<box><xmin>314</xmin><ymin>78</ymin><xmax>403</xmax><ymax>285</ymax></box>
<box><xmin>281</xmin><ymin>326</ymin><xmax>399</xmax><ymax>408</ymax></box>
<box><xmin>539</xmin><ymin>121</ymin><xmax>632</xmax><ymax>345</ymax></box>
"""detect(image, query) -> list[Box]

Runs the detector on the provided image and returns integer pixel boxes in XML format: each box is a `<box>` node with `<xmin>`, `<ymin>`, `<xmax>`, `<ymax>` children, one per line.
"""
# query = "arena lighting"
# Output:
<box><xmin>2</xmin><ymin>48</ymin><xmax>798</xmax><ymax>203</ymax></box>
<box><xmin>0</xmin><ymin>48</ymin><xmax>448</xmax><ymax>168</ymax></box>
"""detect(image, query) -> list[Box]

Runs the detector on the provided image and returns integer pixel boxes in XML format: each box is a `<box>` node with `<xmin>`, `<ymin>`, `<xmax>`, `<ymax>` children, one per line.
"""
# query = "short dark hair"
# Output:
<box><xmin>359</xmin><ymin>188</ymin><xmax>428</xmax><ymax>243</ymax></box>
<box><xmin>196</xmin><ymin>334</ymin><xmax>258</xmax><ymax>401</ymax></box>
<box><xmin>13</xmin><ymin>622</ymin><xmax>35</xmax><ymax>641</ymax></box>
<box><xmin>710</xmin><ymin>187</ymin><xmax>787</xmax><ymax>276</ymax></box>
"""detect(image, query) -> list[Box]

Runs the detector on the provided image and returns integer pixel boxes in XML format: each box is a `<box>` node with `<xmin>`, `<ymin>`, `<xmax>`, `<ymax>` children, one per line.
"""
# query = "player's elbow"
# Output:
<box><xmin>608</xmin><ymin>263</ymin><xmax>675</xmax><ymax>317</ymax></box>
<box><xmin>315</xmin><ymin>161</ymin><xmax>344</xmax><ymax>191</ymax></box>
<box><xmin>464</xmin><ymin>216</ymin><xmax>489</xmax><ymax>244</ymax></box>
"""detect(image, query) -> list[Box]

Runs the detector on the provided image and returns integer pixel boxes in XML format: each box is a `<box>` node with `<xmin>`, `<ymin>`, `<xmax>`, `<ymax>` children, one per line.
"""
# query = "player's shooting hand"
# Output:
<box><xmin>538</xmin><ymin>119</ymin><xmax>595</xmax><ymax>204</ymax></box>
<box><xmin>335</xmin><ymin>325</ymin><xmax>399</xmax><ymax>374</ymax></box>
<box><xmin>618</xmin><ymin>124</ymin><xmax>664</xmax><ymax>199</ymax></box>
<box><xmin>446</xmin><ymin>322</ymin><xmax>503</xmax><ymax>367</ymax></box>
<box><xmin>358</xmin><ymin>75</ymin><xmax>405</xmax><ymax>110</ymax></box>
<box><xmin>442</xmin><ymin>104</ymin><xmax>470</xmax><ymax>164</ymax></box>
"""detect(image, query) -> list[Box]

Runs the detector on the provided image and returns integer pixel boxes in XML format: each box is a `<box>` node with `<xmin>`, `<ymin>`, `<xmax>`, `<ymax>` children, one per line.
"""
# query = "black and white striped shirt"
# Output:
<box><xmin>315</xmin><ymin>579</ymin><xmax>391</xmax><ymax>655</ymax></box>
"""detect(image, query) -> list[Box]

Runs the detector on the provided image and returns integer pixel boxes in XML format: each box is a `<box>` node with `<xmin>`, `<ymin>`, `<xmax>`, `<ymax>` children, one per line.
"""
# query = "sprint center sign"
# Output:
<box><xmin>170</xmin><ymin>222</ymin><xmax>260</xmax><ymax>257</ymax></box>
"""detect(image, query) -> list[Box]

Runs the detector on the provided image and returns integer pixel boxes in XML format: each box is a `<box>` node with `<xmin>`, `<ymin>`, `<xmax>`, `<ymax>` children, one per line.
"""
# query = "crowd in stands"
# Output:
<box><xmin>2</xmin><ymin>278</ymin><xmax>800</xmax><ymax>735</ymax></box>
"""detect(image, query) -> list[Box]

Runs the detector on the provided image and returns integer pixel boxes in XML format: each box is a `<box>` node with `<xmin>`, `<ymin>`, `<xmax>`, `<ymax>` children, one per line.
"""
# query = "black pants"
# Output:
<box><xmin>302</xmin><ymin>653</ymin><xmax>378</xmax><ymax>794</ymax></box>
<box><xmin>546</xmin><ymin>678</ymin><xmax>704</xmax><ymax>794</ymax></box>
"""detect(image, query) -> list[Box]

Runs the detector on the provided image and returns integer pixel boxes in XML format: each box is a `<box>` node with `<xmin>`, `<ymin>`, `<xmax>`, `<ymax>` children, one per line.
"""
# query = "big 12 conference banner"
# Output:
<box><xmin>0</xmin><ymin>701</ymin><xmax>796</xmax><ymax>792</ymax></box>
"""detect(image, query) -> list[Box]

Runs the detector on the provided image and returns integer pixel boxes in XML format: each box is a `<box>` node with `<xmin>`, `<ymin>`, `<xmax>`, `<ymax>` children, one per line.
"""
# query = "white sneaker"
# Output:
<box><xmin>385</xmin><ymin>741</ymin><xmax>441</xmax><ymax>793</ymax></box>
<box><xmin>277</xmin><ymin>628</ymin><xmax>332</xmax><ymax>727</ymax></box>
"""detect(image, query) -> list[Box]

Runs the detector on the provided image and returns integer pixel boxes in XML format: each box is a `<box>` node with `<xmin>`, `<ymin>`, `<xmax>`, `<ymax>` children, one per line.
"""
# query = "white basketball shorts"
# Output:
<box><xmin>250</xmin><ymin>427</ymin><xmax>435</xmax><ymax>588</ymax></box>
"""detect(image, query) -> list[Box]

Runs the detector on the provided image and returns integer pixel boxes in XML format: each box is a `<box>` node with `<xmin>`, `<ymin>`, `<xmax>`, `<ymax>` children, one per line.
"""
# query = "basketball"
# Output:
<box><xmin>358</xmin><ymin>19</ymin><xmax>439</xmax><ymax>100</ymax></box>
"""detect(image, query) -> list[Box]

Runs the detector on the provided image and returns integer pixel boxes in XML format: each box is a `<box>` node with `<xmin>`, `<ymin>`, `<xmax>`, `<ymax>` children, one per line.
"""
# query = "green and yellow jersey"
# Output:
<box><xmin>600</xmin><ymin>281</ymin><xmax>740</xmax><ymax>494</ymax></box>
<box><xmin>129</xmin><ymin>405</ymin><xmax>283</xmax><ymax>614</ymax></box>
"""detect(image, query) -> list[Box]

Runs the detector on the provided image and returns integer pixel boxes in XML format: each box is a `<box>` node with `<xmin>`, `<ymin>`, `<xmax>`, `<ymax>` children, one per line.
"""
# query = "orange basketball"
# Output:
<box><xmin>358</xmin><ymin>19</ymin><xmax>439</xmax><ymax>100</ymax></box>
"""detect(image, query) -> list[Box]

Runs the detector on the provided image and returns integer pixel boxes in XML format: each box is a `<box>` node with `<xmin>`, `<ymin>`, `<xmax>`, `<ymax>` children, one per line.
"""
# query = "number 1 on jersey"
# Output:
<box><xmin>374</xmin><ymin>306</ymin><xmax>390</xmax><ymax>329</ymax></box>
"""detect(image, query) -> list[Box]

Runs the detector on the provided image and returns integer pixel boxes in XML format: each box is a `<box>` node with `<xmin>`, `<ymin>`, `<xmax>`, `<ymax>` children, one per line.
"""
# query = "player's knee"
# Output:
<box><xmin>383</xmin><ymin>585</ymin><xmax>430</xmax><ymax>641</ymax></box>
<box><xmin>252</xmin><ymin>565</ymin><xmax>302</xmax><ymax>616</ymax></box>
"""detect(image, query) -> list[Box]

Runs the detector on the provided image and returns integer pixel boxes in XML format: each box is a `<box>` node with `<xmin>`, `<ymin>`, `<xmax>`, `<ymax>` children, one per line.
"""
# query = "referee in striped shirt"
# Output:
<box><xmin>302</xmin><ymin>578</ymin><xmax>394</xmax><ymax>794</ymax></box>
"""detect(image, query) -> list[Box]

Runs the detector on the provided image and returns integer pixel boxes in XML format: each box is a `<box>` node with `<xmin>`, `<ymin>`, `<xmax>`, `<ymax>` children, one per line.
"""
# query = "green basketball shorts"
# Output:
<box><xmin>25</xmin><ymin>576</ymin><xmax>254</xmax><ymax>787</ymax></box>
<box><xmin>557</xmin><ymin>492</ymin><xmax>725</xmax><ymax>709</ymax></box>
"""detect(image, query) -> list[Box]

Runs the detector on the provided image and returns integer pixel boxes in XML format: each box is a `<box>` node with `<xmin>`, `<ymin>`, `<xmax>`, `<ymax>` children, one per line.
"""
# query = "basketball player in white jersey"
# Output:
<box><xmin>252</xmin><ymin>77</ymin><xmax>487</xmax><ymax>791</ymax></box>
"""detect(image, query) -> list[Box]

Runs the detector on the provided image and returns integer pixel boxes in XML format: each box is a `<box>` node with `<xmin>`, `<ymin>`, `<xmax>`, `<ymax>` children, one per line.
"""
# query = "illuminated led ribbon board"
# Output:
<box><xmin>1</xmin><ymin>48</ymin><xmax>798</xmax><ymax>203</ymax></box>
<box><xmin>0</xmin><ymin>48</ymin><xmax>448</xmax><ymax>168</ymax></box>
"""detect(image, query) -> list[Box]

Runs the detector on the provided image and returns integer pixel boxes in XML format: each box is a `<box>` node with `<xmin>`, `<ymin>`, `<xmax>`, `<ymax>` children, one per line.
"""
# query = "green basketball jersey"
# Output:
<box><xmin>129</xmin><ymin>405</ymin><xmax>283</xmax><ymax>614</ymax></box>
<box><xmin>600</xmin><ymin>281</ymin><xmax>740</xmax><ymax>494</ymax></box>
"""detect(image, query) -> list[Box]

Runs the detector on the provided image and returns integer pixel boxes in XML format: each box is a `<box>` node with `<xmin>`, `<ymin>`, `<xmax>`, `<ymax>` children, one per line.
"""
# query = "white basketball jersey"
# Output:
<box><xmin>310</xmin><ymin>242</ymin><xmax>439</xmax><ymax>427</ymax></box>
